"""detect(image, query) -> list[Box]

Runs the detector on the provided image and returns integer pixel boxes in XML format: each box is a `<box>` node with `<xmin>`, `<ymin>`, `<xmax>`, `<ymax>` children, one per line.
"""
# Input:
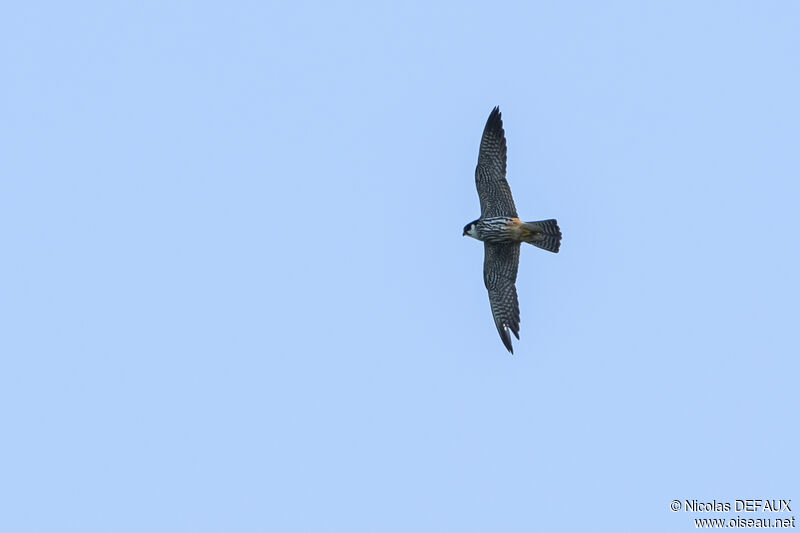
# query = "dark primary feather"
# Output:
<box><xmin>475</xmin><ymin>107</ymin><xmax>518</xmax><ymax>219</ymax></box>
<box><xmin>483</xmin><ymin>241</ymin><xmax>521</xmax><ymax>353</ymax></box>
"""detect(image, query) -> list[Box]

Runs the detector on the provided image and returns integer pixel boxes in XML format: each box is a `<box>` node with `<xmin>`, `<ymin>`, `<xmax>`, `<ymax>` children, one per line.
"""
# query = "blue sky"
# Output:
<box><xmin>1</xmin><ymin>1</ymin><xmax>798</xmax><ymax>531</ymax></box>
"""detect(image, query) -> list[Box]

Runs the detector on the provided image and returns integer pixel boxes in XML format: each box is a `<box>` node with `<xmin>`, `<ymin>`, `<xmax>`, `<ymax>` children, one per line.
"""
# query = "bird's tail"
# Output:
<box><xmin>520</xmin><ymin>219</ymin><xmax>561</xmax><ymax>253</ymax></box>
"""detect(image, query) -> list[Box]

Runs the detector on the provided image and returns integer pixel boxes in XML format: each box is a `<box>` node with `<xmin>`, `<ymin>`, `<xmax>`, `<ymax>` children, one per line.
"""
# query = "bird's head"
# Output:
<box><xmin>463</xmin><ymin>220</ymin><xmax>480</xmax><ymax>239</ymax></box>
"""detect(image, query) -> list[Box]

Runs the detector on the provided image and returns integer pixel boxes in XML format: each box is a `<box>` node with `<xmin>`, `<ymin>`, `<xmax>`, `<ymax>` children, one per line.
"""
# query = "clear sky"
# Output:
<box><xmin>2</xmin><ymin>1</ymin><xmax>798</xmax><ymax>532</ymax></box>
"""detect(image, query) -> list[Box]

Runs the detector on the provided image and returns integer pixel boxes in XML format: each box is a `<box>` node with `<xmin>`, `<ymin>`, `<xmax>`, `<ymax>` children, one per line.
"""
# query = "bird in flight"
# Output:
<box><xmin>463</xmin><ymin>107</ymin><xmax>561</xmax><ymax>354</ymax></box>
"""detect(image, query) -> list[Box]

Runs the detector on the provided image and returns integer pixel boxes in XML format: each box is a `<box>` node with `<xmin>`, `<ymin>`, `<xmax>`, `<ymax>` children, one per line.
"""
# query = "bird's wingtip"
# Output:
<box><xmin>499</xmin><ymin>325</ymin><xmax>516</xmax><ymax>354</ymax></box>
<box><xmin>484</xmin><ymin>106</ymin><xmax>504</xmax><ymax>135</ymax></box>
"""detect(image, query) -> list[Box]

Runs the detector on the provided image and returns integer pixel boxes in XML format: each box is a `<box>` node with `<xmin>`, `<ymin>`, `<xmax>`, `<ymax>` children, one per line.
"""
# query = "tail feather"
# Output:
<box><xmin>521</xmin><ymin>219</ymin><xmax>561</xmax><ymax>253</ymax></box>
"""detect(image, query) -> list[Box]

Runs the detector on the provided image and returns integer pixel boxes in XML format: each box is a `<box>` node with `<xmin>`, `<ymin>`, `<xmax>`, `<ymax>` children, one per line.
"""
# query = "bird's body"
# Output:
<box><xmin>463</xmin><ymin>107</ymin><xmax>561</xmax><ymax>354</ymax></box>
<box><xmin>466</xmin><ymin>216</ymin><xmax>523</xmax><ymax>243</ymax></box>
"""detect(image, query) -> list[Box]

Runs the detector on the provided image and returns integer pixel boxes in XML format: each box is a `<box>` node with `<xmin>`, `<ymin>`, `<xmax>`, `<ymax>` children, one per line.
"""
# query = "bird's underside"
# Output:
<box><xmin>464</xmin><ymin>106</ymin><xmax>561</xmax><ymax>354</ymax></box>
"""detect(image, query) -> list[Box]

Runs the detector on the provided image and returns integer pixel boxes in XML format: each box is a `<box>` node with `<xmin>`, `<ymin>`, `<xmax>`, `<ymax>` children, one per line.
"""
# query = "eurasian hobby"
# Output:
<box><xmin>463</xmin><ymin>107</ymin><xmax>561</xmax><ymax>354</ymax></box>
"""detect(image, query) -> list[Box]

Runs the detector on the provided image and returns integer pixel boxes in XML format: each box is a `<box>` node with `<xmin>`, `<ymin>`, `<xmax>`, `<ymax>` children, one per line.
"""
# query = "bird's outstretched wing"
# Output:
<box><xmin>475</xmin><ymin>107</ymin><xmax>518</xmax><ymax>219</ymax></box>
<box><xmin>483</xmin><ymin>241</ymin><xmax>521</xmax><ymax>353</ymax></box>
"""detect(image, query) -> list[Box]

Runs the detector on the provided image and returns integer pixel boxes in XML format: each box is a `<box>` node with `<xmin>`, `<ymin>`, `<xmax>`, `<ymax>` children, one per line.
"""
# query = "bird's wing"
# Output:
<box><xmin>483</xmin><ymin>241</ymin><xmax>521</xmax><ymax>353</ymax></box>
<box><xmin>475</xmin><ymin>107</ymin><xmax>518</xmax><ymax>219</ymax></box>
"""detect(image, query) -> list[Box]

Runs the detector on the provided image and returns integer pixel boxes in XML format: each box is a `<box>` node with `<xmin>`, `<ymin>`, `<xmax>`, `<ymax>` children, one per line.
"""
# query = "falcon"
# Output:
<box><xmin>463</xmin><ymin>107</ymin><xmax>561</xmax><ymax>354</ymax></box>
